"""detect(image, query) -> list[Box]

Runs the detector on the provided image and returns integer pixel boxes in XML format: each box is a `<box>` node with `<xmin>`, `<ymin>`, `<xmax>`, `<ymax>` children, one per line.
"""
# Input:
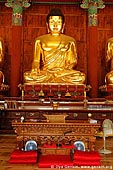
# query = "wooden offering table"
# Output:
<box><xmin>2</xmin><ymin>99</ymin><xmax>113</xmax><ymax>134</ymax></box>
<box><xmin>12</xmin><ymin>121</ymin><xmax>100</xmax><ymax>151</ymax></box>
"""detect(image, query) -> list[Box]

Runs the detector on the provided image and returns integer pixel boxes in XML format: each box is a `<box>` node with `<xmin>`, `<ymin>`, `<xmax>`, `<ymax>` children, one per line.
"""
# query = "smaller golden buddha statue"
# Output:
<box><xmin>24</xmin><ymin>8</ymin><xmax>85</xmax><ymax>84</ymax></box>
<box><xmin>0</xmin><ymin>38</ymin><xmax>9</xmax><ymax>94</ymax></box>
<box><xmin>105</xmin><ymin>37</ymin><xmax>113</xmax><ymax>84</ymax></box>
<box><xmin>0</xmin><ymin>38</ymin><xmax>4</xmax><ymax>84</ymax></box>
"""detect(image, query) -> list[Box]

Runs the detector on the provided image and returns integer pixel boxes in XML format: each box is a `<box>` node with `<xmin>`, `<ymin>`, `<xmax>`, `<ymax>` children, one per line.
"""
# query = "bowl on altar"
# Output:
<box><xmin>43</xmin><ymin>114</ymin><xmax>68</xmax><ymax>123</ymax></box>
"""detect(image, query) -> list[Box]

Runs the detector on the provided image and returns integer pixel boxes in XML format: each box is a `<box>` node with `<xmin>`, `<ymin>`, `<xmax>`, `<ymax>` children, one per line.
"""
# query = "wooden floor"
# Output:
<box><xmin>0</xmin><ymin>134</ymin><xmax>113</xmax><ymax>170</ymax></box>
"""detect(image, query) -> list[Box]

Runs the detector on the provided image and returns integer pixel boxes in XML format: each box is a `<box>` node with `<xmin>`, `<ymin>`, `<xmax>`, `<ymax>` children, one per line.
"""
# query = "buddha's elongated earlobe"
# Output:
<box><xmin>46</xmin><ymin>23</ymin><xmax>50</xmax><ymax>33</ymax></box>
<box><xmin>61</xmin><ymin>23</ymin><xmax>65</xmax><ymax>33</ymax></box>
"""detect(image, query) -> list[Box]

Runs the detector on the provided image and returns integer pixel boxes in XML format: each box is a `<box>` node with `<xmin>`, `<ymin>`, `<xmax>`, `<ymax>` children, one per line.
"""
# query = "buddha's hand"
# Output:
<box><xmin>31</xmin><ymin>68</ymin><xmax>40</xmax><ymax>75</ymax></box>
<box><xmin>31</xmin><ymin>61</ymin><xmax>40</xmax><ymax>73</ymax></box>
<box><xmin>65</xmin><ymin>62</ymin><xmax>76</xmax><ymax>70</ymax></box>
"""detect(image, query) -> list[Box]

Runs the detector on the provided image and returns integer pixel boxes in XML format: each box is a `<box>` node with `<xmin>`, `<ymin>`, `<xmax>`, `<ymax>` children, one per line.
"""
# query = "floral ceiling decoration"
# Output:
<box><xmin>80</xmin><ymin>0</ymin><xmax>105</xmax><ymax>26</ymax></box>
<box><xmin>5</xmin><ymin>0</ymin><xmax>31</xmax><ymax>26</ymax></box>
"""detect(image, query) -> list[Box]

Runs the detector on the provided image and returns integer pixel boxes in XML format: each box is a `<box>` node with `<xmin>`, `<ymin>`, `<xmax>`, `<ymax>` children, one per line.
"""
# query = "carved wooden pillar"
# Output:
<box><xmin>88</xmin><ymin>25</ymin><xmax>98</xmax><ymax>98</ymax></box>
<box><xmin>81</xmin><ymin>0</ymin><xmax>105</xmax><ymax>98</ymax></box>
<box><xmin>11</xmin><ymin>26</ymin><xmax>22</xmax><ymax>97</ymax></box>
<box><xmin>5</xmin><ymin>0</ymin><xmax>30</xmax><ymax>97</ymax></box>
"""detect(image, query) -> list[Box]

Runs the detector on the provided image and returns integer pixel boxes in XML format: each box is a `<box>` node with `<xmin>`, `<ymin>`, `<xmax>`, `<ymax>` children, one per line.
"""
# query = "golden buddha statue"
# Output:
<box><xmin>0</xmin><ymin>38</ymin><xmax>4</xmax><ymax>67</ymax></box>
<box><xmin>24</xmin><ymin>8</ymin><xmax>85</xmax><ymax>84</ymax></box>
<box><xmin>105</xmin><ymin>37</ymin><xmax>113</xmax><ymax>84</ymax></box>
<box><xmin>0</xmin><ymin>38</ymin><xmax>4</xmax><ymax>84</ymax></box>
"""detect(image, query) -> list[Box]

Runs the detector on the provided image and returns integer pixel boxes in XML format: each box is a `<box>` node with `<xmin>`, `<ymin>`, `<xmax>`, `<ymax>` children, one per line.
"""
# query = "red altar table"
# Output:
<box><xmin>18</xmin><ymin>83</ymin><xmax>90</xmax><ymax>100</ymax></box>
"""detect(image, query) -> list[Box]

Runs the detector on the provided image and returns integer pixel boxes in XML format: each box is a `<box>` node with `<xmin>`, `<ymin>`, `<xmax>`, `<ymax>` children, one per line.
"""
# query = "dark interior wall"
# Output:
<box><xmin>0</xmin><ymin>5</ymin><xmax>12</xmax><ymax>88</ymax></box>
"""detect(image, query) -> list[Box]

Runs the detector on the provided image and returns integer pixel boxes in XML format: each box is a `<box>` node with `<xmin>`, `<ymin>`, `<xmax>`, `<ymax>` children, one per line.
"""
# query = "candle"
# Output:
<box><xmin>84</xmin><ymin>91</ymin><xmax>86</xmax><ymax>98</ymax></box>
<box><xmin>22</xmin><ymin>90</ymin><xmax>24</xmax><ymax>97</ymax></box>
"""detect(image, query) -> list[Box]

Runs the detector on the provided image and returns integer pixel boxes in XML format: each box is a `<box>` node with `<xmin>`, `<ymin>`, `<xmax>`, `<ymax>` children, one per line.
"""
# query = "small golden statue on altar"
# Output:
<box><xmin>0</xmin><ymin>38</ymin><xmax>4</xmax><ymax>84</ymax></box>
<box><xmin>24</xmin><ymin>8</ymin><xmax>85</xmax><ymax>84</ymax></box>
<box><xmin>0</xmin><ymin>38</ymin><xmax>9</xmax><ymax>93</ymax></box>
<box><xmin>105</xmin><ymin>37</ymin><xmax>113</xmax><ymax>84</ymax></box>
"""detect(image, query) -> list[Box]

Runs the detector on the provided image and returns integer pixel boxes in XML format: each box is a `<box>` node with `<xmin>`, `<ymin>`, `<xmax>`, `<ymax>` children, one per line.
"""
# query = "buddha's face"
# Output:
<box><xmin>48</xmin><ymin>16</ymin><xmax>63</xmax><ymax>34</ymax></box>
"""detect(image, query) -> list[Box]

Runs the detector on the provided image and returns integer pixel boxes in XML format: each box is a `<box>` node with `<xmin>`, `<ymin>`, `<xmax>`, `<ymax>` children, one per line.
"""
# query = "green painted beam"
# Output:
<box><xmin>31</xmin><ymin>1</ymin><xmax>78</xmax><ymax>5</ymax></box>
<box><xmin>0</xmin><ymin>0</ymin><xmax>79</xmax><ymax>5</ymax></box>
<box><xmin>28</xmin><ymin>2</ymin><xmax>113</xmax><ymax>5</ymax></box>
<box><xmin>0</xmin><ymin>0</ymin><xmax>113</xmax><ymax>5</ymax></box>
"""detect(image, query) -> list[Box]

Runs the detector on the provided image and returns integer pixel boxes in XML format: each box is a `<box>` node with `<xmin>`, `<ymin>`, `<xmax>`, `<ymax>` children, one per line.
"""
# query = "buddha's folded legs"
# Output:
<box><xmin>24</xmin><ymin>69</ymin><xmax>85</xmax><ymax>84</ymax></box>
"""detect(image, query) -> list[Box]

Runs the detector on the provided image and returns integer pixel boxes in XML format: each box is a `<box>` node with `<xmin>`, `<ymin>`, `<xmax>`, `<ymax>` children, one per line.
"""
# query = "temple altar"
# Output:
<box><xmin>18</xmin><ymin>83</ymin><xmax>91</xmax><ymax>101</ymax></box>
<box><xmin>12</xmin><ymin>121</ymin><xmax>100</xmax><ymax>151</ymax></box>
<box><xmin>1</xmin><ymin>98</ymin><xmax>113</xmax><ymax>152</ymax></box>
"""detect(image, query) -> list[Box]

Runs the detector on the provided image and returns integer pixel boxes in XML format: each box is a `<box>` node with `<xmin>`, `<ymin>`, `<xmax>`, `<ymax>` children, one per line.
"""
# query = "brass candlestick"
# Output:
<box><xmin>83</xmin><ymin>90</ymin><xmax>87</xmax><ymax>109</ymax></box>
<box><xmin>21</xmin><ymin>90</ymin><xmax>24</xmax><ymax>108</ymax></box>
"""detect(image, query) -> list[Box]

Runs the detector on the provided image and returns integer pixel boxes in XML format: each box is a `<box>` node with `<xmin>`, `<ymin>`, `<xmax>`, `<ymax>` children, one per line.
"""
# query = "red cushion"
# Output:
<box><xmin>10</xmin><ymin>149</ymin><xmax>37</xmax><ymax>159</ymax></box>
<box><xmin>73</xmin><ymin>150</ymin><xmax>101</xmax><ymax>161</ymax></box>
<box><xmin>62</xmin><ymin>144</ymin><xmax>74</xmax><ymax>149</ymax></box>
<box><xmin>43</xmin><ymin>143</ymin><xmax>74</xmax><ymax>149</ymax></box>
<box><xmin>9</xmin><ymin>158</ymin><xmax>37</xmax><ymax>164</ymax></box>
<box><xmin>73</xmin><ymin>160</ymin><xmax>101</xmax><ymax>166</ymax></box>
<box><xmin>43</xmin><ymin>143</ymin><xmax>56</xmax><ymax>148</ymax></box>
<box><xmin>38</xmin><ymin>155</ymin><xmax>73</xmax><ymax>168</ymax></box>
